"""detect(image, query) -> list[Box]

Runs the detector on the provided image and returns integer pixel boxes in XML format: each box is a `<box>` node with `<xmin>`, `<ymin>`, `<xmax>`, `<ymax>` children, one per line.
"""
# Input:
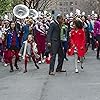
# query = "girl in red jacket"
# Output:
<box><xmin>68</xmin><ymin>19</ymin><xmax>86</xmax><ymax>73</ymax></box>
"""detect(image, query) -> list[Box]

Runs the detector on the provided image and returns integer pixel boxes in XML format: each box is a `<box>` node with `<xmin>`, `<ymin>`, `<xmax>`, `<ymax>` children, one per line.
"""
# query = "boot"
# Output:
<box><xmin>10</xmin><ymin>63</ymin><xmax>14</xmax><ymax>72</ymax></box>
<box><xmin>24</xmin><ymin>60</ymin><xmax>28</xmax><ymax>73</ymax></box>
<box><xmin>32</xmin><ymin>57</ymin><xmax>39</xmax><ymax>69</ymax></box>
<box><xmin>35</xmin><ymin>63</ymin><xmax>39</xmax><ymax>69</ymax></box>
<box><xmin>14</xmin><ymin>58</ymin><xmax>19</xmax><ymax>70</ymax></box>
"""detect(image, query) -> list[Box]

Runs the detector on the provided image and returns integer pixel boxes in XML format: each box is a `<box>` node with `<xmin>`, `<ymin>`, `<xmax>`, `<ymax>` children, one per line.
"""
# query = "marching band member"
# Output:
<box><xmin>19</xmin><ymin>34</ymin><xmax>39</xmax><ymax>73</ymax></box>
<box><xmin>2</xmin><ymin>20</ymin><xmax>10</xmax><ymax>67</ymax></box>
<box><xmin>81</xmin><ymin>16</ymin><xmax>90</xmax><ymax>48</ymax></box>
<box><xmin>87</xmin><ymin>15</ymin><xmax>95</xmax><ymax>50</ymax></box>
<box><xmin>34</xmin><ymin>18</ymin><xmax>46</xmax><ymax>64</ymax></box>
<box><xmin>68</xmin><ymin>19</ymin><xmax>86</xmax><ymax>73</ymax></box>
<box><xmin>0</xmin><ymin>25</ymin><xmax>3</xmax><ymax>62</ymax></box>
<box><xmin>21</xmin><ymin>18</ymin><xmax>33</xmax><ymax>45</ymax></box>
<box><xmin>6</xmin><ymin>21</ymin><xmax>20</xmax><ymax>72</ymax></box>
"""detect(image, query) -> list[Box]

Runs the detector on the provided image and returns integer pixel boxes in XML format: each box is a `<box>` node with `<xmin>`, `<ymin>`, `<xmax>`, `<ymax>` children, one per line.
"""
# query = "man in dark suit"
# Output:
<box><xmin>47</xmin><ymin>15</ymin><xmax>66</xmax><ymax>75</ymax></box>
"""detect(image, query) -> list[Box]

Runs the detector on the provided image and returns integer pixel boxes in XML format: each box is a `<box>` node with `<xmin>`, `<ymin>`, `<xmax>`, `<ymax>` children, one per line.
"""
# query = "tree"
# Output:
<box><xmin>11</xmin><ymin>0</ymin><xmax>23</xmax><ymax>8</ymax></box>
<box><xmin>21</xmin><ymin>0</ymin><xmax>51</xmax><ymax>10</ymax></box>
<box><xmin>38</xmin><ymin>0</ymin><xmax>52</xmax><ymax>11</ymax></box>
<box><xmin>0</xmin><ymin>0</ymin><xmax>11</xmax><ymax>15</ymax></box>
<box><xmin>21</xmin><ymin>0</ymin><xmax>41</xmax><ymax>9</ymax></box>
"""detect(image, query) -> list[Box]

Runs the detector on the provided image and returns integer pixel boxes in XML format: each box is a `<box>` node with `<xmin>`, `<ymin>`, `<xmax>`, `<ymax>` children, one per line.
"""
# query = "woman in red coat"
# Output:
<box><xmin>68</xmin><ymin>19</ymin><xmax>86</xmax><ymax>72</ymax></box>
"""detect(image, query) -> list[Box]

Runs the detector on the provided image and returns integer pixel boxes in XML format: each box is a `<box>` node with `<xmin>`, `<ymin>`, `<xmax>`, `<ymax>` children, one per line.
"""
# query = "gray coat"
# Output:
<box><xmin>19</xmin><ymin>41</ymin><xmax>39</xmax><ymax>59</ymax></box>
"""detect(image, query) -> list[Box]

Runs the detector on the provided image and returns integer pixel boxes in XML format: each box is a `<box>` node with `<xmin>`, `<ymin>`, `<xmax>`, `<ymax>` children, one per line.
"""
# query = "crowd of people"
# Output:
<box><xmin>0</xmin><ymin>13</ymin><xmax>100</xmax><ymax>75</ymax></box>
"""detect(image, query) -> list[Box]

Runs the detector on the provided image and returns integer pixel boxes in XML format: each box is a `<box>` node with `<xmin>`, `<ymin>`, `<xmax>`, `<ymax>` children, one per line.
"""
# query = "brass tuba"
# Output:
<box><xmin>29</xmin><ymin>9</ymin><xmax>38</xmax><ymax>20</ymax></box>
<box><xmin>13</xmin><ymin>4</ymin><xmax>38</xmax><ymax>20</ymax></box>
<box><xmin>13</xmin><ymin>4</ymin><xmax>29</xmax><ymax>19</ymax></box>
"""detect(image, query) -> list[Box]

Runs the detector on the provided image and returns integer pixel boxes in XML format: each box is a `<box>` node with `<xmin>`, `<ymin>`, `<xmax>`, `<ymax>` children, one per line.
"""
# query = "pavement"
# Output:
<box><xmin>0</xmin><ymin>49</ymin><xmax>100</xmax><ymax>100</ymax></box>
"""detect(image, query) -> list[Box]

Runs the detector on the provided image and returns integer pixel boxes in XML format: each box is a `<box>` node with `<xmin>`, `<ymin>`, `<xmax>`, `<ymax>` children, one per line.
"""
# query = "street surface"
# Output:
<box><xmin>0</xmin><ymin>49</ymin><xmax>100</xmax><ymax>100</ymax></box>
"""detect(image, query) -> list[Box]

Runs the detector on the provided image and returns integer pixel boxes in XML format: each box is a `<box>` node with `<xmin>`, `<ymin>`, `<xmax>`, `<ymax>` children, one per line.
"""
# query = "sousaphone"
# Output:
<box><xmin>13</xmin><ymin>4</ymin><xmax>29</xmax><ymax>19</ymax></box>
<box><xmin>29</xmin><ymin>9</ymin><xmax>38</xmax><ymax>20</ymax></box>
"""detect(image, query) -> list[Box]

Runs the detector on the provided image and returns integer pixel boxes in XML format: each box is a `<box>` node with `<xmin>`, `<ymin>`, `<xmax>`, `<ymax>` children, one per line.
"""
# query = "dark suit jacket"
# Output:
<box><xmin>47</xmin><ymin>20</ymin><xmax>64</xmax><ymax>70</ymax></box>
<box><xmin>47</xmin><ymin>20</ymin><xmax>61</xmax><ymax>43</ymax></box>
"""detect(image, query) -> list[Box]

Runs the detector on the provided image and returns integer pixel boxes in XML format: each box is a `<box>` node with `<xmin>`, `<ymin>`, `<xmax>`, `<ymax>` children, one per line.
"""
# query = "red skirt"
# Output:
<box><xmin>4</xmin><ymin>50</ymin><xmax>19</xmax><ymax>63</ymax></box>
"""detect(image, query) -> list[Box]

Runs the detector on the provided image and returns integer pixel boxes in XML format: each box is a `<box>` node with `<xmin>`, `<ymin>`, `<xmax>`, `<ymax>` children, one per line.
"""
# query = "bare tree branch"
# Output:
<box><xmin>38</xmin><ymin>0</ymin><xmax>51</xmax><ymax>11</ymax></box>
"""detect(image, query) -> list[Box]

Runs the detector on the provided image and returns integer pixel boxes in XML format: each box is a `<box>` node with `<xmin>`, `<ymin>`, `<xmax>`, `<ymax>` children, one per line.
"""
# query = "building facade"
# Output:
<box><xmin>43</xmin><ymin>0</ymin><xmax>98</xmax><ymax>16</ymax></box>
<box><xmin>24</xmin><ymin>0</ymin><xmax>99</xmax><ymax>16</ymax></box>
<box><xmin>57</xmin><ymin>0</ymin><xmax>81</xmax><ymax>15</ymax></box>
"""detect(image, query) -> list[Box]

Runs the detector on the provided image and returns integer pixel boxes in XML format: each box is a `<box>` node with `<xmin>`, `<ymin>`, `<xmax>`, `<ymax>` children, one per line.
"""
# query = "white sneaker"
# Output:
<box><xmin>42</xmin><ymin>59</ymin><xmax>45</xmax><ymax>63</ymax></box>
<box><xmin>75</xmin><ymin>68</ymin><xmax>79</xmax><ymax>73</ymax></box>
<box><xmin>94</xmin><ymin>48</ymin><xmax>97</xmax><ymax>51</ymax></box>
<box><xmin>38</xmin><ymin>61</ymin><xmax>42</xmax><ymax>64</ymax></box>
<box><xmin>4</xmin><ymin>63</ymin><xmax>8</xmax><ymax>67</ymax></box>
<box><xmin>77</xmin><ymin>60</ymin><xmax>80</xmax><ymax>63</ymax></box>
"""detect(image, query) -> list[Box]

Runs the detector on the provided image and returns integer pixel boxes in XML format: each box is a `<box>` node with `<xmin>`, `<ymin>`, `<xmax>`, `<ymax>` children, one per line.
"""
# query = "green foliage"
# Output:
<box><xmin>0</xmin><ymin>0</ymin><xmax>12</xmax><ymax>15</ymax></box>
<box><xmin>11</xmin><ymin>0</ymin><xmax>23</xmax><ymax>7</ymax></box>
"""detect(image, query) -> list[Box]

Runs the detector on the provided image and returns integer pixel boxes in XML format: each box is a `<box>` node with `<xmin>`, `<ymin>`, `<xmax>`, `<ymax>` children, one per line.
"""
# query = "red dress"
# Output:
<box><xmin>68</xmin><ymin>28</ymin><xmax>86</xmax><ymax>57</ymax></box>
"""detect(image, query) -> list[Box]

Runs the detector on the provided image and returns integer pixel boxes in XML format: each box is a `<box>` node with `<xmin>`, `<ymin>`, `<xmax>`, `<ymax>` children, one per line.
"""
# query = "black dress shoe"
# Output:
<box><xmin>23</xmin><ymin>70</ymin><xmax>27</xmax><ymax>73</ymax></box>
<box><xmin>65</xmin><ymin>58</ymin><xmax>68</xmax><ymax>61</ymax></box>
<box><xmin>60</xmin><ymin>70</ymin><xmax>66</xmax><ymax>72</ymax></box>
<box><xmin>56</xmin><ymin>69</ymin><xmax>66</xmax><ymax>72</ymax></box>
<box><xmin>10</xmin><ymin>69</ymin><xmax>14</xmax><ymax>72</ymax></box>
<box><xmin>14</xmin><ymin>65</ymin><xmax>19</xmax><ymax>70</ymax></box>
<box><xmin>97</xmin><ymin>57</ymin><xmax>100</xmax><ymax>60</ymax></box>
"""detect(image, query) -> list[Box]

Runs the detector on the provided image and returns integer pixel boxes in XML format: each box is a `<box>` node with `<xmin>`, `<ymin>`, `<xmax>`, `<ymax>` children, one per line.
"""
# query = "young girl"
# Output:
<box><xmin>68</xmin><ymin>19</ymin><xmax>86</xmax><ymax>73</ymax></box>
<box><xmin>19</xmin><ymin>34</ymin><xmax>39</xmax><ymax>73</ymax></box>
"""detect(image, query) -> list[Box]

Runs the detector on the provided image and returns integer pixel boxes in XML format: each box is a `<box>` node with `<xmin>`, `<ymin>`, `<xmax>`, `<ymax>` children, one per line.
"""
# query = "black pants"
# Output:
<box><xmin>96</xmin><ymin>35</ymin><xmax>100</xmax><ymax>58</ymax></box>
<box><xmin>49</xmin><ymin>41</ymin><xmax>64</xmax><ymax>72</ymax></box>
<box><xmin>91</xmin><ymin>33</ymin><xmax>96</xmax><ymax>50</ymax></box>
<box><xmin>97</xmin><ymin>42</ymin><xmax>100</xmax><ymax>58</ymax></box>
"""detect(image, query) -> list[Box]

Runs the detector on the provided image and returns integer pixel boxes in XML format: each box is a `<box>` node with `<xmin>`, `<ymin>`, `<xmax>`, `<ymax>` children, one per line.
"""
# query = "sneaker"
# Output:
<box><xmin>77</xmin><ymin>60</ymin><xmax>80</xmax><ymax>63</ymax></box>
<box><xmin>49</xmin><ymin>72</ymin><xmax>55</xmax><ymax>76</ymax></box>
<box><xmin>94</xmin><ymin>48</ymin><xmax>97</xmax><ymax>51</ymax></box>
<box><xmin>38</xmin><ymin>61</ymin><xmax>42</xmax><ymax>64</ymax></box>
<box><xmin>42</xmin><ymin>59</ymin><xmax>45</xmax><ymax>63</ymax></box>
<box><xmin>75</xmin><ymin>68</ymin><xmax>79</xmax><ymax>73</ymax></box>
<box><xmin>4</xmin><ymin>63</ymin><xmax>8</xmax><ymax>67</ymax></box>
